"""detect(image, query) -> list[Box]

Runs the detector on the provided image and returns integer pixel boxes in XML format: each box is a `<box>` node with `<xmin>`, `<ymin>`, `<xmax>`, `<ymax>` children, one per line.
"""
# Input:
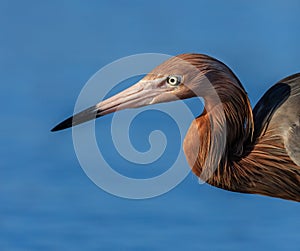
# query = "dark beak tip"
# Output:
<box><xmin>51</xmin><ymin>105</ymin><xmax>99</xmax><ymax>132</ymax></box>
<box><xmin>51</xmin><ymin>116</ymin><xmax>74</xmax><ymax>132</ymax></box>
<box><xmin>50</xmin><ymin>126</ymin><xmax>60</xmax><ymax>132</ymax></box>
<box><xmin>50</xmin><ymin>124</ymin><xmax>66</xmax><ymax>132</ymax></box>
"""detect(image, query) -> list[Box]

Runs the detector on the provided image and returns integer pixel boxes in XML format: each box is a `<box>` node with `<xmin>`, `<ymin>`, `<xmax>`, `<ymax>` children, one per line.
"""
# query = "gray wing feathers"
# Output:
<box><xmin>285</xmin><ymin>123</ymin><xmax>300</xmax><ymax>166</ymax></box>
<box><xmin>253</xmin><ymin>73</ymin><xmax>300</xmax><ymax>166</ymax></box>
<box><xmin>270</xmin><ymin>74</ymin><xmax>300</xmax><ymax>166</ymax></box>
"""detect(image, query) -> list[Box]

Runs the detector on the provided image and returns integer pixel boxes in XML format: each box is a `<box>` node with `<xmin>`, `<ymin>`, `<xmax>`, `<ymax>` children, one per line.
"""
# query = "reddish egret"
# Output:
<box><xmin>52</xmin><ymin>54</ymin><xmax>300</xmax><ymax>202</ymax></box>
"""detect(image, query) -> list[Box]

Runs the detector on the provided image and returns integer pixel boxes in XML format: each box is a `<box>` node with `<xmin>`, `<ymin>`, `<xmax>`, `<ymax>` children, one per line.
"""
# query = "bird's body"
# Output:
<box><xmin>52</xmin><ymin>53</ymin><xmax>300</xmax><ymax>202</ymax></box>
<box><xmin>184</xmin><ymin>67</ymin><xmax>300</xmax><ymax>201</ymax></box>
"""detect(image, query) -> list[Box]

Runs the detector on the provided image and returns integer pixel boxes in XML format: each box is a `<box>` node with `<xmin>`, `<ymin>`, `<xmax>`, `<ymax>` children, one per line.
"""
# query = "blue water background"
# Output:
<box><xmin>1</xmin><ymin>1</ymin><xmax>300</xmax><ymax>250</ymax></box>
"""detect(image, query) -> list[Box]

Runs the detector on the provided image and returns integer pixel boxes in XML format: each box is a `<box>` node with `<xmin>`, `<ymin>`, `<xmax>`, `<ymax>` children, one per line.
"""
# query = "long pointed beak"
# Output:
<box><xmin>51</xmin><ymin>77</ymin><xmax>170</xmax><ymax>132</ymax></box>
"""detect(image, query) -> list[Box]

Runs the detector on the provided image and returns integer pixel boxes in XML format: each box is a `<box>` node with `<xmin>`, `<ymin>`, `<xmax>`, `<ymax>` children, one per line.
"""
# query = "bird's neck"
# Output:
<box><xmin>182</xmin><ymin>55</ymin><xmax>300</xmax><ymax>201</ymax></box>
<box><xmin>189</xmin><ymin>71</ymin><xmax>255</xmax><ymax>187</ymax></box>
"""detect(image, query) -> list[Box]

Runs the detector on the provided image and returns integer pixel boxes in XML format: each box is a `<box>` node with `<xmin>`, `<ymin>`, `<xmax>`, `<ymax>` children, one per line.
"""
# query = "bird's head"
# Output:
<box><xmin>51</xmin><ymin>54</ymin><xmax>238</xmax><ymax>132</ymax></box>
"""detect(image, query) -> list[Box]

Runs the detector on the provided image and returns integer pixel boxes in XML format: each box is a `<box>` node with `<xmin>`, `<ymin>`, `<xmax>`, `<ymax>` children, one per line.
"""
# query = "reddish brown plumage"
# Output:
<box><xmin>179</xmin><ymin>54</ymin><xmax>300</xmax><ymax>202</ymax></box>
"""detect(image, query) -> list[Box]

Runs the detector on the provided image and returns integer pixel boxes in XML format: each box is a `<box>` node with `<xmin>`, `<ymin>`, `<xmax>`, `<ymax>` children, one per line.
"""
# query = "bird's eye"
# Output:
<box><xmin>167</xmin><ymin>75</ymin><xmax>182</xmax><ymax>86</ymax></box>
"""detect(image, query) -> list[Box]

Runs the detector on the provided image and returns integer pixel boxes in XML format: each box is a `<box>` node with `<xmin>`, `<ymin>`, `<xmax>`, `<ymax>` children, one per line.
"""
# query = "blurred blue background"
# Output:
<box><xmin>1</xmin><ymin>0</ymin><xmax>300</xmax><ymax>250</ymax></box>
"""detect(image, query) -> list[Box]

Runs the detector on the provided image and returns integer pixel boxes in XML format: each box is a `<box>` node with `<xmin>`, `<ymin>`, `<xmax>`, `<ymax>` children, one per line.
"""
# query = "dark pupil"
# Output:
<box><xmin>170</xmin><ymin>78</ymin><xmax>176</xmax><ymax>83</ymax></box>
